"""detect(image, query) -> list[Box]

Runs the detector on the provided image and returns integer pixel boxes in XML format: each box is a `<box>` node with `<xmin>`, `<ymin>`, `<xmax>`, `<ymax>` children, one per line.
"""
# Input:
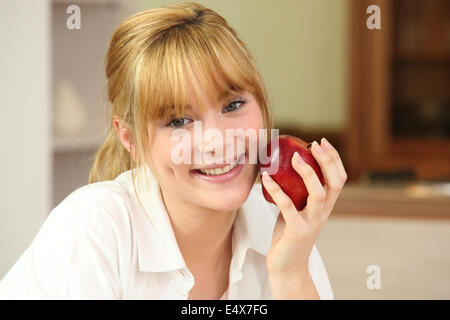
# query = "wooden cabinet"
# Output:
<box><xmin>347</xmin><ymin>0</ymin><xmax>450</xmax><ymax>182</ymax></box>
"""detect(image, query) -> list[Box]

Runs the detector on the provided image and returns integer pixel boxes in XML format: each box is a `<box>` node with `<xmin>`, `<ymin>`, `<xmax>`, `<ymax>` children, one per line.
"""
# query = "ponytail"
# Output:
<box><xmin>88</xmin><ymin>128</ymin><xmax>134</xmax><ymax>183</ymax></box>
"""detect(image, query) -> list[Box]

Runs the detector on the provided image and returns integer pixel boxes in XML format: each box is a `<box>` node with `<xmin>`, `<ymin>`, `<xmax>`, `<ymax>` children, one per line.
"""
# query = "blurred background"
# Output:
<box><xmin>1</xmin><ymin>0</ymin><xmax>449</xmax><ymax>299</ymax></box>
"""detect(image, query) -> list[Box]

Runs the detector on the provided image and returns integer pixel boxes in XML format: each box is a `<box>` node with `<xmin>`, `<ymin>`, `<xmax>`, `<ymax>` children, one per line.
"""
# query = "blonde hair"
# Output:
<box><xmin>89</xmin><ymin>1</ymin><xmax>273</xmax><ymax>185</ymax></box>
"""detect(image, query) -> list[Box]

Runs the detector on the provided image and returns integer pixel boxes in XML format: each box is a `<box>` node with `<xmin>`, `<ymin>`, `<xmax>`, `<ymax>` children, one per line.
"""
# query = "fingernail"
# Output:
<box><xmin>261</xmin><ymin>171</ymin><xmax>272</xmax><ymax>182</ymax></box>
<box><xmin>312</xmin><ymin>140</ymin><xmax>323</xmax><ymax>154</ymax></box>
<box><xmin>293</xmin><ymin>151</ymin><xmax>305</xmax><ymax>165</ymax></box>
<box><xmin>321</xmin><ymin>137</ymin><xmax>332</xmax><ymax>149</ymax></box>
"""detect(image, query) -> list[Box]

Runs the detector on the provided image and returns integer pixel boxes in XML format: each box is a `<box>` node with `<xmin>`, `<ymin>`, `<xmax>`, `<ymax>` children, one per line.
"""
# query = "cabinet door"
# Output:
<box><xmin>348</xmin><ymin>0</ymin><xmax>450</xmax><ymax>182</ymax></box>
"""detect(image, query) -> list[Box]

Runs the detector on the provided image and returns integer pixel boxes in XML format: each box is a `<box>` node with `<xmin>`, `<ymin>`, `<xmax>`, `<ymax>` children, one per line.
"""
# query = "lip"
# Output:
<box><xmin>192</xmin><ymin>153</ymin><xmax>244</xmax><ymax>171</ymax></box>
<box><xmin>191</xmin><ymin>154</ymin><xmax>246</xmax><ymax>183</ymax></box>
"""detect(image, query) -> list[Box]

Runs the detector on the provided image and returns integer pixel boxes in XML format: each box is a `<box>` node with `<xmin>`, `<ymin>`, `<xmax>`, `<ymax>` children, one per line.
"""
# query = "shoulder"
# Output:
<box><xmin>52</xmin><ymin>179</ymin><xmax>133</xmax><ymax>225</ymax></box>
<box><xmin>35</xmin><ymin>179</ymin><xmax>136</xmax><ymax>258</ymax></box>
<box><xmin>0</xmin><ymin>179</ymin><xmax>137</xmax><ymax>299</ymax></box>
<box><xmin>58</xmin><ymin>179</ymin><xmax>131</xmax><ymax>210</ymax></box>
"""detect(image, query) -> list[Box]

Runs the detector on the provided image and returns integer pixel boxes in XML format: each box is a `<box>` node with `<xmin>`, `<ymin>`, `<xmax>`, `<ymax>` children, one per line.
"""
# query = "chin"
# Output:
<box><xmin>202</xmin><ymin>180</ymin><xmax>254</xmax><ymax>211</ymax></box>
<box><xmin>187</xmin><ymin>160</ymin><xmax>258</xmax><ymax>212</ymax></box>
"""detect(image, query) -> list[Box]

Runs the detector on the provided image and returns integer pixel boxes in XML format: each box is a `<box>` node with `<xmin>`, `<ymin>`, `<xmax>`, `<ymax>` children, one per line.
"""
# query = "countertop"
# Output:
<box><xmin>333</xmin><ymin>181</ymin><xmax>450</xmax><ymax>219</ymax></box>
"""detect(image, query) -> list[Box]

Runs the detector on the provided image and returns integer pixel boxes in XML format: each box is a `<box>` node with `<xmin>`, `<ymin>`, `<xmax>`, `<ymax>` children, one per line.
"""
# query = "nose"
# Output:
<box><xmin>201</xmin><ymin>117</ymin><xmax>226</xmax><ymax>153</ymax></box>
<box><xmin>194</xmin><ymin>112</ymin><xmax>231</xmax><ymax>162</ymax></box>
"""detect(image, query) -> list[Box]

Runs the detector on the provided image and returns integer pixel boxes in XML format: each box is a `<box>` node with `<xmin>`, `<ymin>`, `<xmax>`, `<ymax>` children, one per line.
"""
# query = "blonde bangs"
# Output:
<box><xmin>90</xmin><ymin>2</ymin><xmax>273</xmax><ymax>183</ymax></box>
<box><xmin>136</xmin><ymin>22</ymin><xmax>257</xmax><ymax>124</ymax></box>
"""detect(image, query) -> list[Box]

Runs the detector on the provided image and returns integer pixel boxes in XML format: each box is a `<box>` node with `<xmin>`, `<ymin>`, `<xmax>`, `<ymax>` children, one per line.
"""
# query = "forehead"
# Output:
<box><xmin>182</xmin><ymin>84</ymin><xmax>243</xmax><ymax>111</ymax></box>
<box><xmin>141</xmin><ymin>34</ymin><xmax>253</xmax><ymax>122</ymax></box>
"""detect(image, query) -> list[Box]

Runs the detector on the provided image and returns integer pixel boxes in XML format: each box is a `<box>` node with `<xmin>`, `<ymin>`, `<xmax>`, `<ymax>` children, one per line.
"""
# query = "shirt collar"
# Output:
<box><xmin>115</xmin><ymin>164</ymin><xmax>277</xmax><ymax>273</ymax></box>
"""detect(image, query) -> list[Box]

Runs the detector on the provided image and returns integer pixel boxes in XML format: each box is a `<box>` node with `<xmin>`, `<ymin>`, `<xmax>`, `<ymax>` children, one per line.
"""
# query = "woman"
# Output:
<box><xmin>0</xmin><ymin>1</ymin><xmax>346</xmax><ymax>299</ymax></box>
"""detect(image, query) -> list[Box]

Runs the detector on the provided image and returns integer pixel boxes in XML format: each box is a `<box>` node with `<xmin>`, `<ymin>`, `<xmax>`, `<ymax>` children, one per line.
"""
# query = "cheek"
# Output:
<box><xmin>242</xmin><ymin>104</ymin><xmax>264</xmax><ymax>142</ymax></box>
<box><xmin>245</xmin><ymin>104</ymin><xmax>264</xmax><ymax>131</ymax></box>
<box><xmin>146</xmin><ymin>130</ymin><xmax>176</xmax><ymax>174</ymax></box>
<box><xmin>151</xmin><ymin>132</ymin><xmax>194</xmax><ymax>178</ymax></box>
<box><xmin>225</xmin><ymin>105</ymin><xmax>264</xmax><ymax>165</ymax></box>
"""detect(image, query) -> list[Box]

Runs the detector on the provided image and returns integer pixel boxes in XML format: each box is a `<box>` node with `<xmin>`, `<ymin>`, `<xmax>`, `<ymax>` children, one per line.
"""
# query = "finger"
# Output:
<box><xmin>311</xmin><ymin>139</ymin><xmax>344</xmax><ymax>217</ymax></box>
<box><xmin>261</xmin><ymin>171</ymin><xmax>304</xmax><ymax>227</ymax></box>
<box><xmin>291</xmin><ymin>152</ymin><xmax>326</xmax><ymax>218</ymax></box>
<box><xmin>311</xmin><ymin>140</ymin><xmax>344</xmax><ymax>194</ymax></box>
<box><xmin>320</xmin><ymin>138</ymin><xmax>347</xmax><ymax>183</ymax></box>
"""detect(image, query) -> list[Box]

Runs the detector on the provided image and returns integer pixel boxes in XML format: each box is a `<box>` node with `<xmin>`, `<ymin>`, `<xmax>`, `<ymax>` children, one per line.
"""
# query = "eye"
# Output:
<box><xmin>168</xmin><ymin>117</ymin><xmax>191</xmax><ymax>127</ymax></box>
<box><xmin>222</xmin><ymin>96</ymin><xmax>247</xmax><ymax>114</ymax></box>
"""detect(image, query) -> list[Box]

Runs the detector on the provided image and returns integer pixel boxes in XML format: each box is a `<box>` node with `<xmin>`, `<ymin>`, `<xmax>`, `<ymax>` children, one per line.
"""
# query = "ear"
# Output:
<box><xmin>112</xmin><ymin>115</ymin><xmax>137</xmax><ymax>161</ymax></box>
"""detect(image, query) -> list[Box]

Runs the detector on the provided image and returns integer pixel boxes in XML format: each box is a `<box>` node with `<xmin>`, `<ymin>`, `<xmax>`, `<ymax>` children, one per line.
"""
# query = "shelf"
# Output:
<box><xmin>50</xmin><ymin>0</ymin><xmax>138</xmax><ymax>207</ymax></box>
<box><xmin>333</xmin><ymin>182</ymin><xmax>450</xmax><ymax>219</ymax></box>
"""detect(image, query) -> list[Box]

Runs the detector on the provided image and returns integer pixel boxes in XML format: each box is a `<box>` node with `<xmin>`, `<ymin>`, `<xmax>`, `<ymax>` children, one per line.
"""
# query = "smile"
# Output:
<box><xmin>197</xmin><ymin>158</ymin><xmax>239</xmax><ymax>176</ymax></box>
<box><xmin>191</xmin><ymin>154</ymin><xmax>246</xmax><ymax>182</ymax></box>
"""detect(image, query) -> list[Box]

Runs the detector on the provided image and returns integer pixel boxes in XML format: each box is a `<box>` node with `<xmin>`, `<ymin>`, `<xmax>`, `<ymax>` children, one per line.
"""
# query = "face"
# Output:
<box><xmin>146</xmin><ymin>87</ymin><xmax>265</xmax><ymax>213</ymax></box>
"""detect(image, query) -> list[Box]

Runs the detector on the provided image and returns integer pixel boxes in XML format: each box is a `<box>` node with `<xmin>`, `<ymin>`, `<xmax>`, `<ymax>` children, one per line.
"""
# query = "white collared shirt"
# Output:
<box><xmin>0</xmin><ymin>164</ymin><xmax>334</xmax><ymax>299</ymax></box>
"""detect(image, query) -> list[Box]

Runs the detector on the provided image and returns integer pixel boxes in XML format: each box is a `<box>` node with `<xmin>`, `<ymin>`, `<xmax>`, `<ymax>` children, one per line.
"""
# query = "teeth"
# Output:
<box><xmin>198</xmin><ymin>159</ymin><xmax>239</xmax><ymax>176</ymax></box>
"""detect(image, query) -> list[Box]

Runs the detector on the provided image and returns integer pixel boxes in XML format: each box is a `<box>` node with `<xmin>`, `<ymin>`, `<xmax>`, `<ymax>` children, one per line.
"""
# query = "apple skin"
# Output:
<box><xmin>260</xmin><ymin>135</ymin><xmax>326</xmax><ymax>211</ymax></box>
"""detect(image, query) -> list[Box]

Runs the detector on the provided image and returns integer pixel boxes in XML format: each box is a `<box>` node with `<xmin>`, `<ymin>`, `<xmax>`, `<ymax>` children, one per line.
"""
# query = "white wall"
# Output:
<box><xmin>0</xmin><ymin>0</ymin><xmax>51</xmax><ymax>279</ymax></box>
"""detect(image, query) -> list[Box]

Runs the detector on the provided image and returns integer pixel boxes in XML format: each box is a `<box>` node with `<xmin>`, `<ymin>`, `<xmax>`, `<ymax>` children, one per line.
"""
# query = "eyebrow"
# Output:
<box><xmin>183</xmin><ymin>88</ymin><xmax>240</xmax><ymax>110</ymax></box>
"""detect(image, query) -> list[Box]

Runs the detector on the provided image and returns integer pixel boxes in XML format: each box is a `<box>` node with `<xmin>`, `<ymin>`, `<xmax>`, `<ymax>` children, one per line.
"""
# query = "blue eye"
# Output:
<box><xmin>222</xmin><ymin>96</ymin><xmax>247</xmax><ymax>114</ymax></box>
<box><xmin>168</xmin><ymin>117</ymin><xmax>191</xmax><ymax>127</ymax></box>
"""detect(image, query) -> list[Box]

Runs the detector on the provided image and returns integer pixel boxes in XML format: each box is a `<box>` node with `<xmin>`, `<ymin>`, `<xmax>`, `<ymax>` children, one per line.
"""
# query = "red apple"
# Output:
<box><xmin>260</xmin><ymin>135</ymin><xmax>325</xmax><ymax>211</ymax></box>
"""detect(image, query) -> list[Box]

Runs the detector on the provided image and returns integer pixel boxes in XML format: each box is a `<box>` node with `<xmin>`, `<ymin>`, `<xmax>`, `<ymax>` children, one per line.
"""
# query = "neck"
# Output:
<box><xmin>160</xmin><ymin>186</ymin><xmax>237</xmax><ymax>270</ymax></box>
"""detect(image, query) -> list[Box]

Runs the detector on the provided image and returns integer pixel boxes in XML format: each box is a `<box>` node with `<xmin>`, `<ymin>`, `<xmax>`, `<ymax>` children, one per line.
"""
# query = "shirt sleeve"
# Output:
<box><xmin>308</xmin><ymin>245</ymin><xmax>334</xmax><ymax>300</ymax></box>
<box><xmin>0</xmin><ymin>185</ymin><xmax>132</xmax><ymax>299</ymax></box>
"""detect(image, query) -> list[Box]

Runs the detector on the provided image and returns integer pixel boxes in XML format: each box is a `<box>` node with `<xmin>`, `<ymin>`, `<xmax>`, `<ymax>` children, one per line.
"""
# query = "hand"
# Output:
<box><xmin>262</xmin><ymin>137</ymin><xmax>347</xmax><ymax>279</ymax></box>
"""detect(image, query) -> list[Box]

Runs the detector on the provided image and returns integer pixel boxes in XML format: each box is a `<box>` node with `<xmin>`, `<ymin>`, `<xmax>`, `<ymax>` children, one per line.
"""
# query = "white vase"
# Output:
<box><xmin>53</xmin><ymin>77</ymin><xmax>87</xmax><ymax>138</ymax></box>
